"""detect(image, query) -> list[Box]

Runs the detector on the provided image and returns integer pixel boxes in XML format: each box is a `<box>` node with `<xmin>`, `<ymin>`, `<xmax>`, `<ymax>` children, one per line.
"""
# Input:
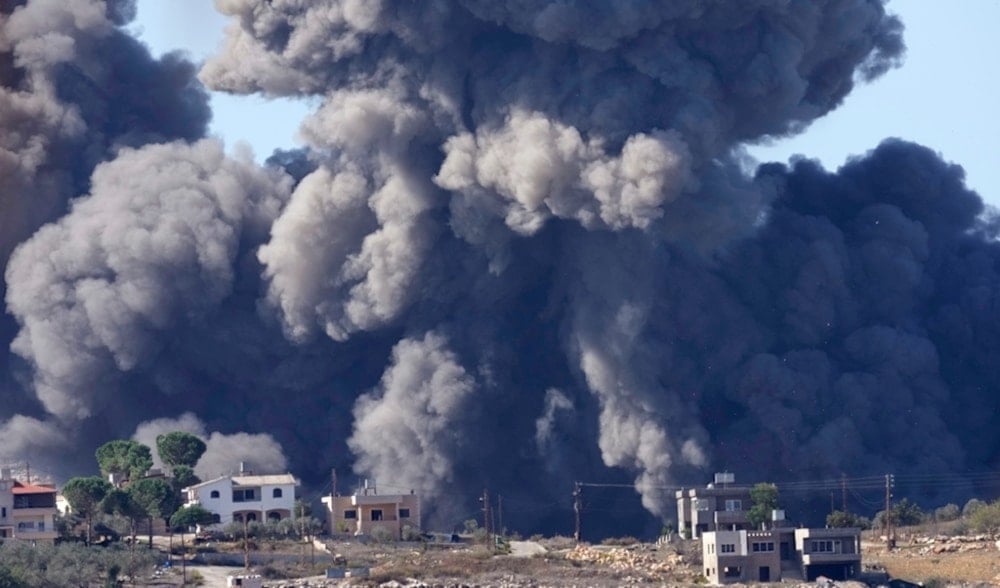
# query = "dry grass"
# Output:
<box><xmin>867</xmin><ymin>542</ymin><xmax>1000</xmax><ymax>584</ymax></box>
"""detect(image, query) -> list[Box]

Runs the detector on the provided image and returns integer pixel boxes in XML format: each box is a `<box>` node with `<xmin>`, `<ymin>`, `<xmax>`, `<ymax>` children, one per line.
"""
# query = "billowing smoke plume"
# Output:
<box><xmin>3</xmin><ymin>0</ymin><xmax>999</xmax><ymax>535</ymax></box>
<box><xmin>132</xmin><ymin>413</ymin><xmax>288</xmax><ymax>481</ymax></box>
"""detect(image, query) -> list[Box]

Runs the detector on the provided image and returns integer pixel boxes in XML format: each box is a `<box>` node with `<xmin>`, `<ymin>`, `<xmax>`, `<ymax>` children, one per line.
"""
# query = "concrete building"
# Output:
<box><xmin>322</xmin><ymin>480</ymin><xmax>420</xmax><ymax>540</ymax></box>
<box><xmin>0</xmin><ymin>468</ymin><xmax>58</xmax><ymax>543</ymax></box>
<box><xmin>676</xmin><ymin>473</ymin><xmax>753</xmax><ymax>538</ymax></box>
<box><xmin>702</xmin><ymin>527</ymin><xmax>861</xmax><ymax>584</ymax></box>
<box><xmin>182</xmin><ymin>468</ymin><xmax>297</xmax><ymax>525</ymax></box>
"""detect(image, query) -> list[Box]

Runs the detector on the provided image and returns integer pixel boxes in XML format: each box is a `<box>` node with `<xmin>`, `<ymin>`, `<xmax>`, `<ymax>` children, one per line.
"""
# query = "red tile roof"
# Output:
<box><xmin>12</xmin><ymin>482</ymin><xmax>56</xmax><ymax>495</ymax></box>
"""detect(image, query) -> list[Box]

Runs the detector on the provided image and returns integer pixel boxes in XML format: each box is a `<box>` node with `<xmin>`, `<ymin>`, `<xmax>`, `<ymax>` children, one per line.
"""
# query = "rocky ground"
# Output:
<box><xmin>143</xmin><ymin>532</ymin><xmax>1000</xmax><ymax>587</ymax></box>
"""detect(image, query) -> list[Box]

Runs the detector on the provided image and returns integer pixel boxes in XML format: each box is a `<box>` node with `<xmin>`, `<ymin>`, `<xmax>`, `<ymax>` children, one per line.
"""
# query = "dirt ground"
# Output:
<box><xmin>129</xmin><ymin>532</ymin><xmax>1000</xmax><ymax>587</ymax></box>
<box><xmin>865</xmin><ymin>538</ymin><xmax>1000</xmax><ymax>585</ymax></box>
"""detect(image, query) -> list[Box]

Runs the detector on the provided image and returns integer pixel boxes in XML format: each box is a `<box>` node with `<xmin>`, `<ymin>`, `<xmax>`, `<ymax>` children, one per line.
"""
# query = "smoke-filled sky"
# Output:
<box><xmin>129</xmin><ymin>0</ymin><xmax>1000</xmax><ymax>208</ymax></box>
<box><xmin>3</xmin><ymin>0</ymin><xmax>1000</xmax><ymax>535</ymax></box>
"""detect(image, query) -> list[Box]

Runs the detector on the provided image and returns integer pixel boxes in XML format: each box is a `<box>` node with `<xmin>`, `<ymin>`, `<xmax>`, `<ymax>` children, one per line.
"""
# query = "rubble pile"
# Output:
<box><xmin>910</xmin><ymin>535</ymin><xmax>997</xmax><ymax>556</ymax></box>
<box><xmin>565</xmin><ymin>545</ymin><xmax>682</xmax><ymax>576</ymax></box>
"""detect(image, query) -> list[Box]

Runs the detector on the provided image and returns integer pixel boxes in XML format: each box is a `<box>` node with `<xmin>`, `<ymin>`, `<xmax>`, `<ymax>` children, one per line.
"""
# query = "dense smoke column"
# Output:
<box><xmin>0</xmin><ymin>0</ymin><xmax>211</xmax><ymax>465</ymax></box>
<box><xmin>203</xmin><ymin>0</ymin><xmax>906</xmax><ymax>517</ymax></box>
<box><xmin>8</xmin><ymin>0</ymin><xmax>1000</xmax><ymax>537</ymax></box>
<box><xmin>0</xmin><ymin>0</ymin><xmax>210</xmax><ymax>270</ymax></box>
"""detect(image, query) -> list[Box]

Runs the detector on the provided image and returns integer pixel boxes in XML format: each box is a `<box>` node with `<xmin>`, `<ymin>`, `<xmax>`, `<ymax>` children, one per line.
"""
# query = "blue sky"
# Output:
<box><xmin>132</xmin><ymin>1</ymin><xmax>1000</xmax><ymax>206</ymax></box>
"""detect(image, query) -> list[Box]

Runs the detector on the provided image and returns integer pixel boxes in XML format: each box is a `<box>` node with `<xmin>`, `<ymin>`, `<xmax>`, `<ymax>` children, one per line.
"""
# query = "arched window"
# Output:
<box><xmin>272</xmin><ymin>488</ymin><xmax>283</xmax><ymax>498</ymax></box>
<box><xmin>210</xmin><ymin>490</ymin><xmax>220</xmax><ymax>499</ymax></box>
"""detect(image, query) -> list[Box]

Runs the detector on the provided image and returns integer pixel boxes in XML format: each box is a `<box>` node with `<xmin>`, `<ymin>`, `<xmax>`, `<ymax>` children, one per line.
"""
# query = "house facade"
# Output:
<box><xmin>0</xmin><ymin>469</ymin><xmax>58</xmax><ymax>543</ymax></box>
<box><xmin>322</xmin><ymin>481</ymin><xmax>420</xmax><ymax>540</ymax></box>
<box><xmin>676</xmin><ymin>475</ymin><xmax>753</xmax><ymax>538</ymax></box>
<box><xmin>182</xmin><ymin>472</ymin><xmax>297</xmax><ymax>525</ymax></box>
<box><xmin>702</xmin><ymin>527</ymin><xmax>861</xmax><ymax>584</ymax></box>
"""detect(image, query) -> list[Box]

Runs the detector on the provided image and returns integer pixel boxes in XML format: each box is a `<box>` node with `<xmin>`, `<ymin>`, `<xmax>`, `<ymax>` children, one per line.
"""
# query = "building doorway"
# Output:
<box><xmin>759</xmin><ymin>566</ymin><xmax>770</xmax><ymax>582</ymax></box>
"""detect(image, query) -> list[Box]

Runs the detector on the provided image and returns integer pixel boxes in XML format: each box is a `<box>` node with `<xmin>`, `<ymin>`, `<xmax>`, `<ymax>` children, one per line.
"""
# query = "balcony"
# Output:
<box><xmin>714</xmin><ymin>510</ymin><xmax>748</xmax><ymax>525</ymax></box>
<box><xmin>802</xmin><ymin>551</ymin><xmax>861</xmax><ymax>565</ymax></box>
<box><xmin>351</xmin><ymin>495</ymin><xmax>401</xmax><ymax>506</ymax></box>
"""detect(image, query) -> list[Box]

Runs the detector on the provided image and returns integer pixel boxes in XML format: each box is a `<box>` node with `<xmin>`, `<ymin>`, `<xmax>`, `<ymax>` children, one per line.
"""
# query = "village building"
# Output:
<box><xmin>0</xmin><ymin>468</ymin><xmax>58</xmax><ymax>543</ymax></box>
<box><xmin>676</xmin><ymin>473</ymin><xmax>753</xmax><ymax>539</ymax></box>
<box><xmin>322</xmin><ymin>480</ymin><xmax>420</xmax><ymax>540</ymax></box>
<box><xmin>702</xmin><ymin>526</ymin><xmax>862</xmax><ymax>584</ymax></box>
<box><xmin>181</xmin><ymin>464</ymin><xmax>297</xmax><ymax>525</ymax></box>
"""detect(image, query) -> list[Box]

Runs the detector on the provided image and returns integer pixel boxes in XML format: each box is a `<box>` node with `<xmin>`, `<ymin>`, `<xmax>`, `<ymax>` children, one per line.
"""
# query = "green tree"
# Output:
<box><xmin>100</xmin><ymin>489</ymin><xmax>146</xmax><ymax>548</ymax></box>
<box><xmin>155</xmin><ymin>431</ymin><xmax>207</xmax><ymax>469</ymax></box>
<box><xmin>170</xmin><ymin>464</ymin><xmax>200</xmax><ymax>490</ymax></box>
<box><xmin>747</xmin><ymin>483</ymin><xmax>779</xmax><ymax>529</ymax></box>
<box><xmin>61</xmin><ymin>476</ymin><xmax>112</xmax><ymax>546</ymax></box>
<box><xmin>963</xmin><ymin>498</ymin><xmax>986</xmax><ymax>517</ymax></box>
<box><xmin>892</xmin><ymin>498</ymin><xmax>925</xmax><ymax>526</ymax></box>
<box><xmin>95</xmin><ymin>439</ymin><xmax>153</xmax><ymax>482</ymax></box>
<box><xmin>966</xmin><ymin>501</ymin><xmax>1000</xmax><ymax>535</ymax></box>
<box><xmin>170</xmin><ymin>505</ymin><xmax>216</xmax><ymax>585</ymax></box>
<box><xmin>128</xmin><ymin>477</ymin><xmax>177</xmax><ymax>549</ymax></box>
<box><xmin>826</xmin><ymin>510</ymin><xmax>871</xmax><ymax>529</ymax></box>
<box><xmin>934</xmin><ymin>503</ymin><xmax>961</xmax><ymax>522</ymax></box>
<box><xmin>0</xmin><ymin>566</ymin><xmax>26</xmax><ymax>588</ymax></box>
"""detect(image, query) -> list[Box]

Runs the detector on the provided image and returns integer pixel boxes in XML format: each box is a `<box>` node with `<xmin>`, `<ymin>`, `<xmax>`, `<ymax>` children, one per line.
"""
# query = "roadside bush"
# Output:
<box><xmin>827</xmin><ymin>510</ymin><xmax>871</xmax><ymax>529</ymax></box>
<box><xmin>963</xmin><ymin>498</ymin><xmax>986</xmax><ymax>517</ymax></box>
<box><xmin>601</xmin><ymin>536</ymin><xmax>640</xmax><ymax>546</ymax></box>
<box><xmin>933</xmin><ymin>504</ymin><xmax>961</xmax><ymax>522</ymax></box>
<box><xmin>966</xmin><ymin>500</ymin><xmax>1000</xmax><ymax>535</ymax></box>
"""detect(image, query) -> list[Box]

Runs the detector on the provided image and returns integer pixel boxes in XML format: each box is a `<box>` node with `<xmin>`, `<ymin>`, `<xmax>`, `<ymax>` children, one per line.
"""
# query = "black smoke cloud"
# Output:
<box><xmin>2</xmin><ymin>0</ymin><xmax>998</xmax><ymax>534</ymax></box>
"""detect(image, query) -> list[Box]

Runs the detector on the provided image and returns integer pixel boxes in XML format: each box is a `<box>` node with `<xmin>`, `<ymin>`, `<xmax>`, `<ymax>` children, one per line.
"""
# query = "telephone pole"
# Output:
<box><xmin>497</xmin><ymin>494</ymin><xmax>503</xmax><ymax>537</ymax></box>
<box><xmin>841</xmin><ymin>473</ymin><xmax>848</xmax><ymax>513</ymax></box>
<box><xmin>481</xmin><ymin>488</ymin><xmax>491</xmax><ymax>540</ymax></box>
<box><xmin>572</xmin><ymin>482</ymin><xmax>582</xmax><ymax>543</ymax></box>
<box><xmin>884</xmin><ymin>474</ymin><xmax>894</xmax><ymax>548</ymax></box>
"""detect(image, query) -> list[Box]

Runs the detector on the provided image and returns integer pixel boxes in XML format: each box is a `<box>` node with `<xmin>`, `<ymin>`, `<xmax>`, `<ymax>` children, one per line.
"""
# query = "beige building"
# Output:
<box><xmin>702</xmin><ymin>527</ymin><xmax>861</xmax><ymax>584</ymax></box>
<box><xmin>676</xmin><ymin>474</ymin><xmax>753</xmax><ymax>538</ymax></box>
<box><xmin>0</xmin><ymin>468</ymin><xmax>58</xmax><ymax>543</ymax></box>
<box><xmin>322</xmin><ymin>481</ymin><xmax>420</xmax><ymax>540</ymax></box>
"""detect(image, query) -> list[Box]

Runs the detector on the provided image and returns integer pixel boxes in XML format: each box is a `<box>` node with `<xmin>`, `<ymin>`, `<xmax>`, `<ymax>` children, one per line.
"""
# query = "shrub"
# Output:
<box><xmin>966</xmin><ymin>501</ymin><xmax>1000</xmax><ymax>535</ymax></box>
<box><xmin>827</xmin><ymin>510</ymin><xmax>871</xmax><ymax>529</ymax></box>
<box><xmin>601</xmin><ymin>536</ymin><xmax>640</xmax><ymax>546</ymax></box>
<box><xmin>934</xmin><ymin>503</ymin><xmax>961</xmax><ymax>522</ymax></box>
<box><xmin>963</xmin><ymin>498</ymin><xmax>986</xmax><ymax>517</ymax></box>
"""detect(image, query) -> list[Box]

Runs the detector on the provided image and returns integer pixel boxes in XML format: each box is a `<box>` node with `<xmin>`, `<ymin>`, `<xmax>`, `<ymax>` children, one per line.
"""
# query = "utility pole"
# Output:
<box><xmin>480</xmin><ymin>488</ymin><xmax>491</xmax><ymax>542</ymax></box>
<box><xmin>884</xmin><ymin>474</ymin><xmax>894</xmax><ymax>548</ymax></box>
<box><xmin>841</xmin><ymin>474</ymin><xmax>848</xmax><ymax>513</ymax></box>
<box><xmin>572</xmin><ymin>482</ymin><xmax>582</xmax><ymax>543</ymax></box>
<box><xmin>243</xmin><ymin>516</ymin><xmax>250</xmax><ymax>568</ymax></box>
<box><xmin>497</xmin><ymin>494</ymin><xmax>503</xmax><ymax>537</ymax></box>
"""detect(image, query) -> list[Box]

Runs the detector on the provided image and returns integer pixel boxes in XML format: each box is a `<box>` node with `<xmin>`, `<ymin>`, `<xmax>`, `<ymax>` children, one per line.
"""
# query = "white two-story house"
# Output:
<box><xmin>182</xmin><ymin>470</ymin><xmax>297</xmax><ymax>526</ymax></box>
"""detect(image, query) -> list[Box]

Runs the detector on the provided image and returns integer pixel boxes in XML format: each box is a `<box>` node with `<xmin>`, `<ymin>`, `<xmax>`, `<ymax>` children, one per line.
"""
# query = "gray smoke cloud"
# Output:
<box><xmin>0</xmin><ymin>0</ymin><xmax>209</xmax><ymax>269</ymax></box>
<box><xmin>131</xmin><ymin>413</ymin><xmax>288</xmax><ymax>481</ymax></box>
<box><xmin>8</xmin><ymin>0</ymin><xmax>1000</xmax><ymax>535</ymax></box>
<box><xmin>348</xmin><ymin>332</ymin><xmax>476</xmax><ymax>499</ymax></box>
<box><xmin>4</xmin><ymin>138</ymin><xmax>290</xmax><ymax>427</ymax></box>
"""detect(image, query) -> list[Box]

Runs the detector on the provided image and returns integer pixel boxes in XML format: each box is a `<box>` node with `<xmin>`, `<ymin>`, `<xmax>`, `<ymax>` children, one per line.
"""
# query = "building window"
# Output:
<box><xmin>399</xmin><ymin>508</ymin><xmax>410</xmax><ymax>519</ymax></box>
<box><xmin>720</xmin><ymin>543</ymin><xmax>735</xmax><ymax>554</ymax></box>
<box><xmin>1</xmin><ymin>507</ymin><xmax>5</xmax><ymax>518</ymax></box>
<box><xmin>273</xmin><ymin>488</ymin><xmax>283</xmax><ymax>498</ymax></box>
<box><xmin>210</xmin><ymin>490</ymin><xmax>220</xmax><ymax>499</ymax></box>
<box><xmin>344</xmin><ymin>510</ymin><xmax>357</xmax><ymax>520</ymax></box>
<box><xmin>695</xmin><ymin>499</ymin><xmax>710</xmax><ymax>511</ymax></box>
<box><xmin>371</xmin><ymin>509</ymin><xmax>383</xmax><ymax>521</ymax></box>
<box><xmin>811</xmin><ymin>540</ymin><xmax>836</xmax><ymax>553</ymax></box>
<box><xmin>212</xmin><ymin>514</ymin><xmax>221</xmax><ymax>524</ymax></box>
<box><xmin>724</xmin><ymin>499</ymin><xmax>742</xmax><ymax>511</ymax></box>
<box><xmin>723</xmin><ymin>566</ymin><xmax>741</xmax><ymax>578</ymax></box>
<box><xmin>233</xmin><ymin>489</ymin><xmax>258</xmax><ymax>502</ymax></box>
<box><xmin>752</xmin><ymin>542</ymin><xmax>775</xmax><ymax>552</ymax></box>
